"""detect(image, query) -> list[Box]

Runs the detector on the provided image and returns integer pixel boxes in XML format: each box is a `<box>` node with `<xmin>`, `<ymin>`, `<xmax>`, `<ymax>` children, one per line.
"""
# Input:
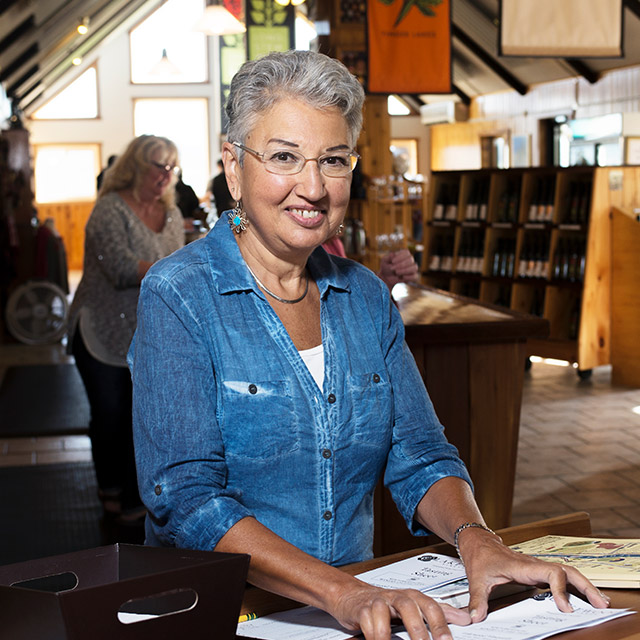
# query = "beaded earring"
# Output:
<box><xmin>228</xmin><ymin>200</ymin><xmax>248</xmax><ymax>234</ymax></box>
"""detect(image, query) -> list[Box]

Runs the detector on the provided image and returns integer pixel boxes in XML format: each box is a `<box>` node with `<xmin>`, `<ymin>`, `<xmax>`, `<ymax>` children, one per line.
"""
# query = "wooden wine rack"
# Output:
<box><xmin>421</xmin><ymin>166</ymin><xmax>640</xmax><ymax>375</ymax></box>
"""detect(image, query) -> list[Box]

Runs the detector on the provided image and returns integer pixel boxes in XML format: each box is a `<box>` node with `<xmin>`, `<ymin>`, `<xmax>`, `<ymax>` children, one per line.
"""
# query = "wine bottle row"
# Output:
<box><xmin>490</xmin><ymin>238</ymin><xmax>517</xmax><ymax>278</ymax></box>
<box><xmin>428</xmin><ymin>235</ymin><xmax>455</xmax><ymax>272</ymax></box>
<box><xmin>433</xmin><ymin>184</ymin><xmax>460</xmax><ymax>221</ymax></box>
<box><xmin>561</xmin><ymin>181</ymin><xmax>591</xmax><ymax>225</ymax></box>
<box><xmin>464</xmin><ymin>179</ymin><xmax>490</xmax><ymax>221</ymax></box>
<box><xmin>429</xmin><ymin>172</ymin><xmax>594</xmax><ymax>227</ymax></box>
<box><xmin>455</xmin><ymin>232</ymin><xmax>484</xmax><ymax>274</ymax></box>
<box><xmin>527</xmin><ymin>176</ymin><xmax>556</xmax><ymax>222</ymax></box>
<box><xmin>551</xmin><ymin>237</ymin><xmax>586</xmax><ymax>282</ymax></box>
<box><xmin>518</xmin><ymin>234</ymin><xmax>550</xmax><ymax>279</ymax></box>
<box><xmin>495</xmin><ymin>184</ymin><xmax>520</xmax><ymax>224</ymax></box>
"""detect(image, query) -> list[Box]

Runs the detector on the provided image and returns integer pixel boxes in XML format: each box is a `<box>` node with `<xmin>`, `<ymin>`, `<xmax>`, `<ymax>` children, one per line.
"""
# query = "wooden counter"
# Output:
<box><xmin>240</xmin><ymin>513</ymin><xmax>640</xmax><ymax>640</ymax></box>
<box><xmin>373</xmin><ymin>283</ymin><xmax>549</xmax><ymax>556</ymax></box>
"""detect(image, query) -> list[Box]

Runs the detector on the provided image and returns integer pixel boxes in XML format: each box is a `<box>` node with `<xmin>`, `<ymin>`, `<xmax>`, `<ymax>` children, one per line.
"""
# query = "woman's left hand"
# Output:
<box><xmin>458</xmin><ymin>527</ymin><xmax>611</xmax><ymax>623</ymax></box>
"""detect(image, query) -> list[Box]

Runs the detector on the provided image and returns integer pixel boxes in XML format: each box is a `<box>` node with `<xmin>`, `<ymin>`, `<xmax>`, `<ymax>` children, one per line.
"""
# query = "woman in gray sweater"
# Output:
<box><xmin>69</xmin><ymin>135</ymin><xmax>184</xmax><ymax>523</ymax></box>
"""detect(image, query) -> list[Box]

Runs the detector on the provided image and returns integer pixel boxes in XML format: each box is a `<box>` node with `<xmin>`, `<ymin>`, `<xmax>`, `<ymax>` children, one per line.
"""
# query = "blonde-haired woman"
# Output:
<box><xmin>69</xmin><ymin>134</ymin><xmax>184</xmax><ymax>525</ymax></box>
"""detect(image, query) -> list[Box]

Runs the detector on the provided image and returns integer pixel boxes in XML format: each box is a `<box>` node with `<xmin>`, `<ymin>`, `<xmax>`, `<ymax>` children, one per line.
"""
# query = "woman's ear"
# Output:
<box><xmin>221</xmin><ymin>142</ymin><xmax>242</xmax><ymax>201</ymax></box>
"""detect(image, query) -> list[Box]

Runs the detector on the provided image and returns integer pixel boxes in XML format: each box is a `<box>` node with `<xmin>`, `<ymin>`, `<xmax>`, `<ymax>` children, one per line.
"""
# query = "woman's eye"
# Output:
<box><xmin>269</xmin><ymin>151</ymin><xmax>298</xmax><ymax>164</ymax></box>
<box><xmin>321</xmin><ymin>155</ymin><xmax>349</xmax><ymax>167</ymax></box>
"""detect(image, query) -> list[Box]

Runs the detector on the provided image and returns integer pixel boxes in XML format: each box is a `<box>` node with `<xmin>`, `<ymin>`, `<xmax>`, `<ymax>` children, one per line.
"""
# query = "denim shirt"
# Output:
<box><xmin>129</xmin><ymin>218</ymin><xmax>471</xmax><ymax>566</ymax></box>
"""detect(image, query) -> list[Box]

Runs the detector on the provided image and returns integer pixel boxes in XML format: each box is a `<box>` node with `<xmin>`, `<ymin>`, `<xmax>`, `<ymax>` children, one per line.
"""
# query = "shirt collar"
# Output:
<box><xmin>205</xmin><ymin>216</ymin><xmax>352</xmax><ymax>298</ymax></box>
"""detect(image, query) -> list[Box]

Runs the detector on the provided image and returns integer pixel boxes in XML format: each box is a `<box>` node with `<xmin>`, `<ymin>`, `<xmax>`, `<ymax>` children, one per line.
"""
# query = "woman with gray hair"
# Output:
<box><xmin>130</xmin><ymin>51</ymin><xmax>607</xmax><ymax>638</ymax></box>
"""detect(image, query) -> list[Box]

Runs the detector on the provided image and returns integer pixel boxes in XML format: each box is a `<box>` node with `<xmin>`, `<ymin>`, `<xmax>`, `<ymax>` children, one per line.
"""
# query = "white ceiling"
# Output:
<box><xmin>1</xmin><ymin>0</ymin><xmax>640</xmax><ymax>114</ymax></box>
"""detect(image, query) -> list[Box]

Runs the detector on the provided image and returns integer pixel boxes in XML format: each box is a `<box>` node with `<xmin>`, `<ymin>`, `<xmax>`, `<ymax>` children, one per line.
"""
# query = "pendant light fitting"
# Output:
<box><xmin>194</xmin><ymin>1</ymin><xmax>246</xmax><ymax>35</ymax></box>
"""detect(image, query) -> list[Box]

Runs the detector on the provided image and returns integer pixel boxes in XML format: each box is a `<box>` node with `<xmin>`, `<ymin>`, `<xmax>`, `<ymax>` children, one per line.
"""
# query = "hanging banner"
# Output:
<box><xmin>500</xmin><ymin>0</ymin><xmax>623</xmax><ymax>57</ymax></box>
<box><xmin>245</xmin><ymin>0</ymin><xmax>295</xmax><ymax>61</ymax></box>
<box><xmin>367</xmin><ymin>0</ymin><xmax>451</xmax><ymax>94</ymax></box>
<box><xmin>219</xmin><ymin>1</ymin><xmax>246</xmax><ymax>134</ymax></box>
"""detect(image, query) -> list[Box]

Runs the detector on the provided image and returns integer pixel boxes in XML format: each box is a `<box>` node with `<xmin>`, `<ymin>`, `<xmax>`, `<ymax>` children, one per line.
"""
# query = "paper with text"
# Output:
<box><xmin>355</xmin><ymin>552</ymin><xmax>466</xmax><ymax>592</ymax></box>
<box><xmin>396</xmin><ymin>593</ymin><xmax>633</xmax><ymax>640</ymax></box>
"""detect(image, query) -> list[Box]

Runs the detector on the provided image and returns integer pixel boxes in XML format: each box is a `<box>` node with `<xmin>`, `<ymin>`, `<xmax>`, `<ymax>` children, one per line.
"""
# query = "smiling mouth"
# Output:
<box><xmin>289</xmin><ymin>207</ymin><xmax>323</xmax><ymax>219</ymax></box>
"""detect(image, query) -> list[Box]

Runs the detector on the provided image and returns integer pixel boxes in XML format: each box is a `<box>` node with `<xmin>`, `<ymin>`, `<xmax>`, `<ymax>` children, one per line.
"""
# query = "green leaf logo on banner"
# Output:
<box><xmin>378</xmin><ymin>0</ymin><xmax>444</xmax><ymax>27</ymax></box>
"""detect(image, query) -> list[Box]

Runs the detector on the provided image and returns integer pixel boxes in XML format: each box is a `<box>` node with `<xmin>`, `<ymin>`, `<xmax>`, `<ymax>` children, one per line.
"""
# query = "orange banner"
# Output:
<box><xmin>367</xmin><ymin>0</ymin><xmax>451</xmax><ymax>94</ymax></box>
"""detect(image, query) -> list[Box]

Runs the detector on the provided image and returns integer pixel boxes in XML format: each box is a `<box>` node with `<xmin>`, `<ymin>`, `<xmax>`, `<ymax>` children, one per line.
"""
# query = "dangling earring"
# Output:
<box><xmin>228</xmin><ymin>200</ymin><xmax>248</xmax><ymax>234</ymax></box>
<box><xmin>336</xmin><ymin>223</ymin><xmax>345</xmax><ymax>236</ymax></box>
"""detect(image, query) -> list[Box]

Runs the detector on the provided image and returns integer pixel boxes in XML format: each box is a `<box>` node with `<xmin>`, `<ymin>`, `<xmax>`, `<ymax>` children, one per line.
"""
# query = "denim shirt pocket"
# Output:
<box><xmin>347</xmin><ymin>372</ymin><xmax>393</xmax><ymax>449</ymax></box>
<box><xmin>219</xmin><ymin>379</ymin><xmax>301</xmax><ymax>460</ymax></box>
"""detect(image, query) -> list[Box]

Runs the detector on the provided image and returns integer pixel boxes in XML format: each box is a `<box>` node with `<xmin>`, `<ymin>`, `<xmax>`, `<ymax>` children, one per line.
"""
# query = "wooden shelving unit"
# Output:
<box><xmin>422</xmin><ymin>166</ymin><xmax>640</xmax><ymax>374</ymax></box>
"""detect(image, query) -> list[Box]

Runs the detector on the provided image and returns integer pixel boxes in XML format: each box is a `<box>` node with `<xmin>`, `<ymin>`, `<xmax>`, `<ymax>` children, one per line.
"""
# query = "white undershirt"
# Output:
<box><xmin>299</xmin><ymin>344</ymin><xmax>325</xmax><ymax>390</ymax></box>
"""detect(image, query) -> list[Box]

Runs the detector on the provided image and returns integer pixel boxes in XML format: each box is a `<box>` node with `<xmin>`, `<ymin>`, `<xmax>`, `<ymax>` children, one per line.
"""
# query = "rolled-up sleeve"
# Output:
<box><xmin>382</xmin><ymin>300</ymin><xmax>473</xmax><ymax>536</ymax></box>
<box><xmin>129</xmin><ymin>269</ymin><xmax>252</xmax><ymax>550</ymax></box>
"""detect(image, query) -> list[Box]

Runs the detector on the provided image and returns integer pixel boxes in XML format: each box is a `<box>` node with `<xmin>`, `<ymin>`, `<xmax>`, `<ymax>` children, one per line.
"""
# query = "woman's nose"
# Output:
<box><xmin>295</xmin><ymin>160</ymin><xmax>326</xmax><ymax>199</ymax></box>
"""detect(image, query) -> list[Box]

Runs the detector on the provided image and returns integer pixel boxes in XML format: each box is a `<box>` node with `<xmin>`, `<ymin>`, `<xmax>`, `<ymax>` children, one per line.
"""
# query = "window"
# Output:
<box><xmin>34</xmin><ymin>144</ymin><xmax>101</xmax><ymax>203</ymax></box>
<box><xmin>31</xmin><ymin>67</ymin><xmax>98</xmax><ymax>120</ymax></box>
<box><xmin>130</xmin><ymin>0</ymin><xmax>207</xmax><ymax>84</ymax></box>
<box><xmin>133</xmin><ymin>98</ymin><xmax>210</xmax><ymax>196</ymax></box>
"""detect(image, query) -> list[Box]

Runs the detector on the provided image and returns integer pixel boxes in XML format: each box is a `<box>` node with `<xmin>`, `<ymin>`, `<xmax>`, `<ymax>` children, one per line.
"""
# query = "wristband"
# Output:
<box><xmin>453</xmin><ymin>522</ymin><xmax>498</xmax><ymax>560</ymax></box>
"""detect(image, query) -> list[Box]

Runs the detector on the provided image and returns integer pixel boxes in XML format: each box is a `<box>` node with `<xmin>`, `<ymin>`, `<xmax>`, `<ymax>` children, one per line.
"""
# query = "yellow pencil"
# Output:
<box><xmin>238</xmin><ymin>612</ymin><xmax>257</xmax><ymax>623</ymax></box>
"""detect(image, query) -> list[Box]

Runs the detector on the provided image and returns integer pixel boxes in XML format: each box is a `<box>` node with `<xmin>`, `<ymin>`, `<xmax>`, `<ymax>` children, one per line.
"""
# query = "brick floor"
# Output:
<box><xmin>512</xmin><ymin>360</ymin><xmax>640</xmax><ymax>538</ymax></box>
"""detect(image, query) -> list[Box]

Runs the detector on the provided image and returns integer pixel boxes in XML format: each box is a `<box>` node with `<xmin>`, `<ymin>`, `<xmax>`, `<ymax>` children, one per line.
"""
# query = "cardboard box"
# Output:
<box><xmin>0</xmin><ymin>543</ymin><xmax>249</xmax><ymax>640</ymax></box>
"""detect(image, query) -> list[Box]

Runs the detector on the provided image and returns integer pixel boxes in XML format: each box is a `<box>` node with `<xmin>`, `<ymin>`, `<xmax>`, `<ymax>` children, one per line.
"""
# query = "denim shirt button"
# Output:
<box><xmin>327</xmin><ymin>393</ymin><xmax>336</xmax><ymax>404</ymax></box>
<box><xmin>323</xmin><ymin>510</ymin><xmax>333</xmax><ymax>521</ymax></box>
<box><xmin>322</xmin><ymin>448</ymin><xmax>332</xmax><ymax>459</ymax></box>
<box><xmin>154</xmin><ymin>485</ymin><xmax>162</xmax><ymax>496</ymax></box>
<box><xmin>248</xmin><ymin>383</ymin><xmax>258</xmax><ymax>394</ymax></box>
<box><xmin>373</xmin><ymin>373</ymin><xmax>381</xmax><ymax>383</ymax></box>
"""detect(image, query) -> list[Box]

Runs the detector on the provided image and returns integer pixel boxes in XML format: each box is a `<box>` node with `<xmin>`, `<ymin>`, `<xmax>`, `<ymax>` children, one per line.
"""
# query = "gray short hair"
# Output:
<box><xmin>225</xmin><ymin>50</ymin><xmax>365</xmax><ymax>156</ymax></box>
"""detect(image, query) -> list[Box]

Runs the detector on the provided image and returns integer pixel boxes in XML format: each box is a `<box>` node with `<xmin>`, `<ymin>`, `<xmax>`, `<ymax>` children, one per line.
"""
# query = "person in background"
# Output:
<box><xmin>69</xmin><ymin>134</ymin><xmax>184</xmax><ymax>526</ymax></box>
<box><xmin>207</xmin><ymin>158</ymin><xmax>234</xmax><ymax>217</ymax></box>
<box><xmin>130</xmin><ymin>52</ymin><xmax>608</xmax><ymax>639</ymax></box>
<box><xmin>174</xmin><ymin>170</ymin><xmax>201</xmax><ymax>220</ymax></box>
<box><xmin>96</xmin><ymin>154</ymin><xmax>117</xmax><ymax>192</ymax></box>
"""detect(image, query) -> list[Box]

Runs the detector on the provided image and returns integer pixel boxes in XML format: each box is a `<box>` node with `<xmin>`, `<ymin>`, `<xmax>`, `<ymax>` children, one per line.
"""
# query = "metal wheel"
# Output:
<box><xmin>5</xmin><ymin>280</ymin><xmax>69</xmax><ymax>345</ymax></box>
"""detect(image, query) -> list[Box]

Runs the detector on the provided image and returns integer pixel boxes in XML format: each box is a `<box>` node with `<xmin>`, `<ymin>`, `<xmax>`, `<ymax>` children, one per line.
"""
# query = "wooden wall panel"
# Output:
<box><xmin>37</xmin><ymin>202</ymin><xmax>93</xmax><ymax>271</ymax></box>
<box><xmin>611</xmin><ymin>208</ymin><xmax>640</xmax><ymax>386</ymax></box>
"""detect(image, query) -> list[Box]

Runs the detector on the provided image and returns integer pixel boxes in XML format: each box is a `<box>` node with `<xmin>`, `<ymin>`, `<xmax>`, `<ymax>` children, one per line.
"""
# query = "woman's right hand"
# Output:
<box><xmin>330</xmin><ymin>581</ymin><xmax>471</xmax><ymax>640</ymax></box>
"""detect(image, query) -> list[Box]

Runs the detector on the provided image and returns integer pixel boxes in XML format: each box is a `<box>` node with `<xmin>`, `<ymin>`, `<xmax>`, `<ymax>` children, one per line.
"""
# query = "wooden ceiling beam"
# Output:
<box><xmin>451</xmin><ymin>22</ymin><xmax>528</xmax><ymax>95</ymax></box>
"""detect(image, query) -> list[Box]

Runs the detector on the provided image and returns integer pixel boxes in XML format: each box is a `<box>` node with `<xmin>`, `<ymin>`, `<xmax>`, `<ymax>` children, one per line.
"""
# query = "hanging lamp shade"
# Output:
<box><xmin>150</xmin><ymin>49</ymin><xmax>182</xmax><ymax>76</ymax></box>
<box><xmin>194</xmin><ymin>3</ymin><xmax>246</xmax><ymax>35</ymax></box>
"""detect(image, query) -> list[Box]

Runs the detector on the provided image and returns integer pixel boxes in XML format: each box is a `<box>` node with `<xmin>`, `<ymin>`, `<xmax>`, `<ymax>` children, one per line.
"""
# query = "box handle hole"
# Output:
<box><xmin>11</xmin><ymin>571</ymin><xmax>78</xmax><ymax>593</ymax></box>
<box><xmin>118</xmin><ymin>588</ymin><xmax>198</xmax><ymax>624</ymax></box>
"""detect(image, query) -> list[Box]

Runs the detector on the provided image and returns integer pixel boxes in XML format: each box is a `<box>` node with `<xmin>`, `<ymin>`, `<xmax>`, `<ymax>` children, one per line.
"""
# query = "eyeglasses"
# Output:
<box><xmin>232</xmin><ymin>142</ymin><xmax>359</xmax><ymax>178</ymax></box>
<box><xmin>151</xmin><ymin>161</ymin><xmax>180</xmax><ymax>176</ymax></box>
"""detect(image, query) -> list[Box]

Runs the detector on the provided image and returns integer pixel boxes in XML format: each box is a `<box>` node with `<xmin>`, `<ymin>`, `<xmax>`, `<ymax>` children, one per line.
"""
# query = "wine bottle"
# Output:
<box><xmin>492</xmin><ymin>239</ymin><xmax>502</xmax><ymax>277</ymax></box>
<box><xmin>429</xmin><ymin>235</ymin><xmax>442</xmax><ymax>271</ymax></box>
<box><xmin>507</xmin><ymin>183</ymin><xmax>520</xmax><ymax>223</ymax></box>
<box><xmin>539</xmin><ymin>176</ymin><xmax>552</xmax><ymax>222</ymax></box>
<box><xmin>441</xmin><ymin>235</ymin><xmax>454</xmax><ymax>271</ymax></box>
<box><xmin>552</xmin><ymin>238</ymin><xmax>564</xmax><ymax>280</ymax></box>
<box><xmin>578</xmin><ymin>181</ymin><xmax>591</xmax><ymax>224</ymax></box>
<box><xmin>529</xmin><ymin>179</ymin><xmax>540</xmax><ymax>222</ymax></box>
<box><xmin>568</xmin><ymin>182</ymin><xmax>580</xmax><ymax>224</ymax></box>
<box><xmin>433</xmin><ymin>184</ymin><xmax>446</xmax><ymax>220</ymax></box>
<box><xmin>445</xmin><ymin>183</ymin><xmax>459</xmax><ymax>221</ymax></box>
<box><xmin>478</xmin><ymin>180</ymin><xmax>489</xmax><ymax>221</ymax></box>
<box><xmin>518</xmin><ymin>236</ymin><xmax>529</xmax><ymax>278</ymax></box>
<box><xmin>466</xmin><ymin>182</ymin><xmax>478</xmax><ymax>220</ymax></box>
